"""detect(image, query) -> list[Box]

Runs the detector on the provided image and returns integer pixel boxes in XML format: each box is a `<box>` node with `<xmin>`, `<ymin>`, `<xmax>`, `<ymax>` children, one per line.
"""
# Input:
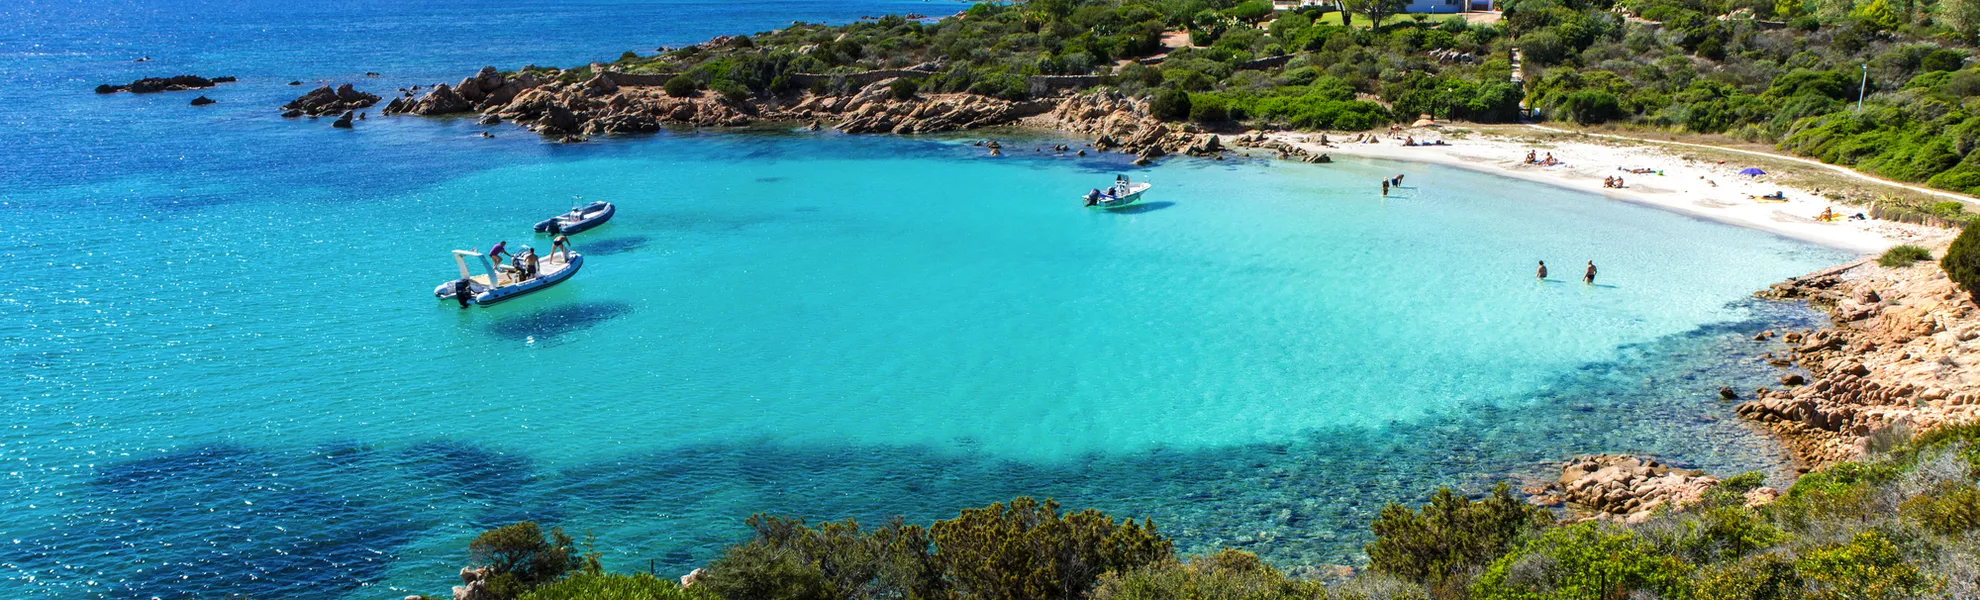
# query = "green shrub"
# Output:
<box><xmin>1366</xmin><ymin>483</ymin><xmax>1553</xmax><ymax>591</ymax></box>
<box><xmin>1188</xmin><ymin>93</ymin><xmax>1230</xmax><ymax>121</ymax></box>
<box><xmin>1678</xmin><ymin>505</ymin><xmax>1790</xmax><ymax>564</ymax></box>
<box><xmin>520</xmin><ymin>573</ymin><xmax>712</xmax><ymax>600</ymax></box>
<box><xmin>1899</xmin><ymin>482</ymin><xmax>1980</xmax><ymax>535</ymax></box>
<box><xmin>711</xmin><ymin>80</ymin><xmax>749</xmax><ymax>103</ymax></box>
<box><xmin>1878</xmin><ymin>244</ymin><xmax>1932</xmax><ymax>267</ymax></box>
<box><xmin>932</xmin><ymin>497</ymin><xmax>1173</xmax><ymax>600</ymax></box>
<box><xmin>700</xmin><ymin>544</ymin><xmax>835</xmax><ymax>600</ymax></box>
<box><xmin>1693</xmin><ymin>552</ymin><xmax>1802</xmax><ymax>600</ymax></box>
<box><xmin>699</xmin><ymin>515</ymin><xmax>941</xmax><ymax>600</ymax></box>
<box><xmin>1089</xmin><ymin>549</ymin><xmax>1329</xmax><ymax>600</ymax></box>
<box><xmin>1943</xmin><ymin>222</ymin><xmax>1980</xmax><ymax>302</ymax></box>
<box><xmin>1470</xmin><ymin>522</ymin><xmax>1693</xmax><ymax>600</ymax></box>
<box><xmin>888</xmin><ymin>77</ymin><xmax>919</xmax><ymax>100</ymax></box>
<box><xmin>468</xmin><ymin>522</ymin><xmax>588</xmax><ymax>598</ymax></box>
<box><xmin>1795</xmin><ymin>530</ymin><xmax>1930</xmax><ymax>599</ymax></box>
<box><xmin>1151</xmin><ymin>87</ymin><xmax>1192</xmax><ymax>120</ymax></box>
<box><xmin>664</xmin><ymin>75</ymin><xmax>698</xmax><ymax>98</ymax></box>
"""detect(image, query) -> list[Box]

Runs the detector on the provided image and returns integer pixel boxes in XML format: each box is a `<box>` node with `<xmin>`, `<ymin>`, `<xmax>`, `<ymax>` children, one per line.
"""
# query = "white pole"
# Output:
<box><xmin>1857</xmin><ymin>64</ymin><xmax>1867</xmax><ymax>112</ymax></box>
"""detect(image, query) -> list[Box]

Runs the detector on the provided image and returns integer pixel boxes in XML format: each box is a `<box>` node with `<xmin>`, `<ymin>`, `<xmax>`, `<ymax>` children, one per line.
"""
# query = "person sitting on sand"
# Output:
<box><xmin>1584</xmin><ymin>261</ymin><xmax>1597</xmax><ymax>284</ymax></box>
<box><xmin>1404</xmin><ymin>136</ymin><xmax>1415</xmax><ymax>146</ymax></box>
<box><xmin>1526</xmin><ymin>150</ymin><xmax>1537</xmax><ymax>164</ymax></box>
<box><xmin>1537</xmin><ymin>261</ymin><xmax>1548</xmax><ymax>280</ymax></box>
<box><xmin>1604</xmin><ymin>176</ymin><xmax>1616</xmax><ymax>188</ymax></box>
<box><xmin>1817</xmin><ymin>206</ymin><xmax>1836</xmax><ymax>222</ymax></box>
<box><xmin>1614</xmin><ymin>176</ymin><xmax>1624</xmax><ymax>188</ymax></box>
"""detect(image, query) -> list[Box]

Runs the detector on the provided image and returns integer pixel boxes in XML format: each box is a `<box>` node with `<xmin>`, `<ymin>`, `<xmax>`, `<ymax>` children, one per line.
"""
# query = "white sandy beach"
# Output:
<box><xmin>1265</xmin><ymin>130</ymin><xmax>1950</xmax><ymax>254</ymax></box>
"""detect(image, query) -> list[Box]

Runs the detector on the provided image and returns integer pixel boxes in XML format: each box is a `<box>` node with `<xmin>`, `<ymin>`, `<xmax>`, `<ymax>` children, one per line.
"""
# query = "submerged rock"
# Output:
<box><xmin>189</xmin><ymin>95</ymin><xmax>215</xmax><ymax>106</ymax></box>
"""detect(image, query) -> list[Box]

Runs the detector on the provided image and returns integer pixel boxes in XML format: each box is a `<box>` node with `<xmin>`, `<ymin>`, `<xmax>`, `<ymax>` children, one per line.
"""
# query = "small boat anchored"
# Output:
<box><xmin>434</xmin><ymin>246</ymin><xmax>583</xmax><ymax>306</ymax></box>
<box><xmin>533</xmin><ymin>197</ymin><xmax>616</xmax><ymax>235</ymax></box>
<box><xmin>1082</xmin><ymin>175</ymin><xmax>1151</xmax><ymax>209</ymax></box>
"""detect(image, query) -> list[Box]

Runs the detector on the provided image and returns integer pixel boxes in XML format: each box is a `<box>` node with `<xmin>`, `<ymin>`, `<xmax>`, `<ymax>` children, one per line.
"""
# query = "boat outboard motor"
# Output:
<box><xmin>1085</xmin><ymin>189</ymin><xmax>1101</xmax><ymax>206</ymax></box>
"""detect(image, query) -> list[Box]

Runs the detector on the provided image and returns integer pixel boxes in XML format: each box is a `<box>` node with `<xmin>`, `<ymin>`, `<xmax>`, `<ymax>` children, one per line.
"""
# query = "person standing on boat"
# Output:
<box><xmin>453</xmin><ymin>278</ymin><xmax>474</xmax><ymax>309</ymax></box>
<box><xmin>1584</xmin><ymin>261</ymin><xmax>1598</xmax><ymax>284</ymax></box>
<box><xmin>523</xmin><ymin>248</ymin><xmax>540</xmax><ymax>280</ymax></box>
<box><xmin>488</xmin><ymin>241</ymin><xmax>511</xmax><ymax>264</ymax></box>
<box><xmin>1536</xmin><ymin>261</ymin><xmax>1548</xmax><ymax>280</ymax></box>
<box><xmin>551</xmin><ymin>235</ymin><xmax>571</xmax><ymax>261</ymax></box>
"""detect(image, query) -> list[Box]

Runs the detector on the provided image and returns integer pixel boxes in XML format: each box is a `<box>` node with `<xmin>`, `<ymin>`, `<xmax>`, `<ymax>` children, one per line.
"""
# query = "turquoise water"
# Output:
<box><xmin>2</xmin><ymin>1</ymin><xmax>1851</xmax><ymax>597</ymax></box>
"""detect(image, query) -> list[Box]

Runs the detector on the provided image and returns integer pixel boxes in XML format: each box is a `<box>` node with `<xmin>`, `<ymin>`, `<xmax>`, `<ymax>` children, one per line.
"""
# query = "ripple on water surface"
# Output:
<box><xmin>2</xmin><ymin>131</ymin><xmax>1847</xmax><ymax>598</ymax></box>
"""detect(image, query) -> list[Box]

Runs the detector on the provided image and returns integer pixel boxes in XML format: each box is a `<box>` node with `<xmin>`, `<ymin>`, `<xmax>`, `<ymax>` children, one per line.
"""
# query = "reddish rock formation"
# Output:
<box><xmin>1529</xmin><ymin>454</ymin><xmax>1720</xmax><ymax>523</ymax></box>
<box><xmin>282</xmin><ymin>84</ymin><xmax>379</xmax><ymax>116</ymax></box>
<box><xmin>1738</xmin><ymin>255</ymin><xmax>1980</xmax><ymax>467</ymax></box>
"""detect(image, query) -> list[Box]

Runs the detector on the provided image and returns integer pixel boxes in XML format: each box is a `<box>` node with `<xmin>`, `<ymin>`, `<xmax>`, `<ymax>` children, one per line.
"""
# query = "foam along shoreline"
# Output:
<box><xmin>1265</xmin><ymin>130</ymin><xmax>1948</xmax><ymax>254</ymax></box>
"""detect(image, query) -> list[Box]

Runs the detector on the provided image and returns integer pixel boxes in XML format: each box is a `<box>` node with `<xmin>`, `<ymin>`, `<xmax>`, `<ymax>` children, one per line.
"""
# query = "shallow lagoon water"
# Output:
<box><xmin>0</xmin><ymin>0</ymin><xmax>1852</xmax><ymax>597</ymax></box>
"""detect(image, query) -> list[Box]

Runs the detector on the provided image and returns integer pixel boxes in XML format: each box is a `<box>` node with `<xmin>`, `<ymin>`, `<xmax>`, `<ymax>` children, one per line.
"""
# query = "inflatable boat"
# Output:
<box><xmin>1082</xmin><ymin>175</ymin><xmax>1151</xmax><ymax>209</ymax></box>
<box><xmin>533</xmin><ymin>201</ymin><xmax>615</xmax><ymax>235</ymax></box>
<box><xmin>434</xmin><ymin>248</ymin><xmax>583</xmax><ymax>306</ymax></box>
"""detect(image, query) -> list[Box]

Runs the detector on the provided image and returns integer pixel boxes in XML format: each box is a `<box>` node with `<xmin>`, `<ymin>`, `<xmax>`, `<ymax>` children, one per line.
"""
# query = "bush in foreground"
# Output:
<box><xmin>1945</xmin><ymin>225</ymin><xmax>1980</xmax><ymax>302</ymax></box>
<box><xmin>1365</xmin><ymin>483</ymin><xmax>1553</xmax><ymax>595</ymax></box>
<box><xmin>699</xmin><ymin>497</ymin><xmax>1171</xmax><ymax>600</ymax></box>
<box><xmin>1880</xmin><ymin>244</ymin><xmax>1933</xmax><ymax>267</ymax></box>
<box><xmin>519</xmin><ymin>573</ymin><xmax>712</xmax><ymax>600</ymax></box>
<box><xmin>469</xmin><ymin>522</ymin><xmax>592</xmax><ymax>599</ymax></box>
<box><xmin>1090</xmin><ymin>549</ymin><xmax>1329</xmax><ymax>600</ymax></box>
<box><xmin>664</xmin><ymin>75</ymin><xmax>698</xmax><ymax>98</ymax></box>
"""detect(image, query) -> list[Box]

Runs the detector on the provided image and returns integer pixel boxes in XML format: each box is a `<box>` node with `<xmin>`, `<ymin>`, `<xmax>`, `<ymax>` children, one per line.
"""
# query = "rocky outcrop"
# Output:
<box><xmin>805</xmin><ymin>79</ymin><xmax>1047</xmax><ymax>134</ymax></box>
<box><xmin>1528</xmin><ymin>455</ymin><xmax>1719</xmax><ymax>524</ymax></box>
<box><xmin>189</xmin><ymin>95</ymin><xmax>215</xmax><ymax>106</ymax></box>
<box><xmin>1038</xmin><ymin>91</ymin><xmax>1228</xmax><ymax>162</ymax></box>
<box><xmin>454</xmin><ymin>567</ymin><xmax>496</xmax><ymax>600</ymax></box>
<box><xmin>282</xmin><ymin>84</ymin><xmax>379</xmax><ymax>116</ymax></box>
<box><xmin>95</xmin><ymin>75</ymin><xmax>233</xmax><ymax>94</ymax></box>
<box><xmin>1738</xmin><ymin>256</ymin><xmax>1980</xmax><ymax>467</ymax></box>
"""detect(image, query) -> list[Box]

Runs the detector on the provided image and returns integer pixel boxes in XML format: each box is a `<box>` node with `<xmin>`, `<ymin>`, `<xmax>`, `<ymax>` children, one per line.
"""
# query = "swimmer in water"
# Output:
<box><xmin>1537</xmin><ymin>261</ymin><xmax>1548</xmax><ymax>280</ymax></box>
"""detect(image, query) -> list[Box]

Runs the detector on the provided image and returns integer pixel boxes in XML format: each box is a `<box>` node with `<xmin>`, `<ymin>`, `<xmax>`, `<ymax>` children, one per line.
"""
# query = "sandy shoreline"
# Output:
<box><xmin>1261</xmin><ymin>130</ymin><xmax>1948</xmax><ymax>254</ymax></box>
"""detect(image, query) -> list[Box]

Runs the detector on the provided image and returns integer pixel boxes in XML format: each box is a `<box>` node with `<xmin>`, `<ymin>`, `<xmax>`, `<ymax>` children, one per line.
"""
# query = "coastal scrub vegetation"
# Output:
<box><xmin>565</xmin><ymin>0</ymin><xmax>1980</xmax><ymax>197</ymax></box>
<box><xmin>1945</xmin><ymin>221</ymin><xmax>1980</xmax><ymax>296</ymax></box>
<box><xmin>1879</xmin><ymin>243</ymin><xmax>1933</xmax><ymax>266</ymax></box>
<box><xmin>445</xmin><ymin>428</ymin><xmax>1980</xmax><ymax>599</ymax></box>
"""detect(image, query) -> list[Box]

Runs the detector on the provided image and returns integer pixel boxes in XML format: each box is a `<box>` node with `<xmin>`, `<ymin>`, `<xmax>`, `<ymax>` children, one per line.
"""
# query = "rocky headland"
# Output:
<box><xmin>1738</xmin><ymin>253</ymin><xmax>1980</xmax><ymax>467</ymax></box>
<box><xmin>373</xmin><ymin>66</ymin><xmax>1238</xmax><ymax>158</ymax></box>
<box><xmin>95</xmin><ymin>74</ymin><xmax>235</xmax><ymax>94</ymax></box>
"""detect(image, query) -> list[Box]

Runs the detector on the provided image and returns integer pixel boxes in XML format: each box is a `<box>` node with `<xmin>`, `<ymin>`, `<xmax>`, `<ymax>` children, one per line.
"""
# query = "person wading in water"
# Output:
<box><xmin>1584</xmin><ymin>261</ymin><xmax>1598</xmax><ymax>284</ymax></box>
<box><xmin>1537</xmin><ymin>261</ymin><xmax>1548</xmax><ymax>280</ymax></box>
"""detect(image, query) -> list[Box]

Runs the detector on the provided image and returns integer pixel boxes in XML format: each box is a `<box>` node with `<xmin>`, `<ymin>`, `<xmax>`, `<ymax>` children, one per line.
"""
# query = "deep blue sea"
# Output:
<box><xmin>1</xmin><ymin>0</ymin><xmax>1851</xmax><ymax>598</ymax></box>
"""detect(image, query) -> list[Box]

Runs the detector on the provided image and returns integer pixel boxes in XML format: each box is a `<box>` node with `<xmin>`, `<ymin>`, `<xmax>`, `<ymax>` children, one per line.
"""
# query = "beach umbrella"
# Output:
<box><xmin>1738</xmin><ymin>167</ymin><xmax>1766</xmax><ymax>176</ymax></box>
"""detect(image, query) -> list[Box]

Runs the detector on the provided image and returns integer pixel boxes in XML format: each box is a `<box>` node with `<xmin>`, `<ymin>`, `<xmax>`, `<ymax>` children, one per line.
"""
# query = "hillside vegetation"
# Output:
<box><xmin>539</xmin><ymin>0</ymin><xmax>1980</xmax><ymax>197</ymax></box>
